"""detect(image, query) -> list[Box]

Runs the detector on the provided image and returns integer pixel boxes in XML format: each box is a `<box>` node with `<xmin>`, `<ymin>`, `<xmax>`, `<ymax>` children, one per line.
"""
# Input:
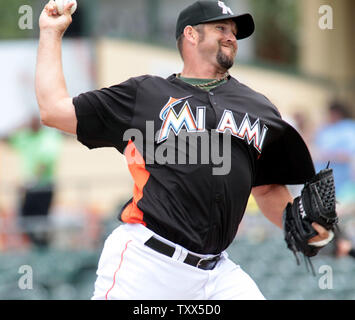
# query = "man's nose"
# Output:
<box><xmin>226</xmin><ymin>31</ymin><xmax>237</xmax><ymax>43</ymax></box>
<box><xmin>226</xmin><ymin>33</ymin><xmax>237</xmax><ymax>48</ymax></box>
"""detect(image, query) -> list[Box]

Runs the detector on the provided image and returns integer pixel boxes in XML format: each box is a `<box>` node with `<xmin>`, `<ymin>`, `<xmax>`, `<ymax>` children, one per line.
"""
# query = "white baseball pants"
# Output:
<box><xmin>91</xmin><ymin>223</ymin><xmax>265</xmax><ymax>300</ymax></box>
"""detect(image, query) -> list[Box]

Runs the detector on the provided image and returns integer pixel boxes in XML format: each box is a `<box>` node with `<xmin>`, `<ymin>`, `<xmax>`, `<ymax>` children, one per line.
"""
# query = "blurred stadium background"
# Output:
<box><xmin>0</xmin><ymin>0</ymin><xmax>354</xmax><ymax>300</ymax></box>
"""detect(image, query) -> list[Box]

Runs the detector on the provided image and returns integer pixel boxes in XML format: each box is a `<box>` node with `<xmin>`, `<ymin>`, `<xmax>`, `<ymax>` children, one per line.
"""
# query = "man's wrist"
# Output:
<box><xmin>309</xmin><ymin>230</ymin><xmax>334</xmax><ymax>247</ymax></box>
<box><xmin>39</xmin><ymin>28</ymin><xmax>64</xmax><ymax>40</ymax></box>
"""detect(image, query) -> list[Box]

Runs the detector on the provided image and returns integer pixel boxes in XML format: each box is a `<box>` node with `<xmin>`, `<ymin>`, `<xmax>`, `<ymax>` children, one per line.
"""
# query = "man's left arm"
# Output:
<box><xmin>251</xmin><ymin>184</ymin><xmax>330</xmax><ymax>243</ymax></box>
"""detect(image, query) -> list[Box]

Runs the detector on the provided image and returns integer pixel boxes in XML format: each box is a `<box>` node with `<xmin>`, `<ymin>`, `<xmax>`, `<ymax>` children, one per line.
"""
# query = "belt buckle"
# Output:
<box><xmin>196</xmin><ymin>254</ymin><xmax>220</xmax><ymax>269</ymax></box>
<box><xmin>196</xmin><ymin>257</ymin><xmax>208</xmax><ymax>268</ymax></box>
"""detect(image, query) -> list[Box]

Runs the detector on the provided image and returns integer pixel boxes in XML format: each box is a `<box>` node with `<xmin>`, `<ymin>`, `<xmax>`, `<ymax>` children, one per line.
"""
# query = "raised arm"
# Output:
<box><xmin>35</xmin><ymin>0</ymin><xmax>77</xmax><ymax>134</ymax></box>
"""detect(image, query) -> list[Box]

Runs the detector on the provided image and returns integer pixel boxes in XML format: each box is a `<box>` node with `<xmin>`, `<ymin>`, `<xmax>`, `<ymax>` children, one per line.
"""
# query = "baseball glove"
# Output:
<box><xmin>283</xmin><ymin>168</ymin><xmax>338</xmax><ymax>272</ymax></box>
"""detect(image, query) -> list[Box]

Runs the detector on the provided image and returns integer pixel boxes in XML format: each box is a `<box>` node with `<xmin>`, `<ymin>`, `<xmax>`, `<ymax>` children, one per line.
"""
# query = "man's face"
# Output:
<box><xmin>196</xmin><ymin>19</ymin><xmax>238</xmax><ymax>70</ymax></box>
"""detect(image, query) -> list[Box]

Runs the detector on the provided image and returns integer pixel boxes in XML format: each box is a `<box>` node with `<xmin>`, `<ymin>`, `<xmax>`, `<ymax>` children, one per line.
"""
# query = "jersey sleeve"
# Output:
<box><xmin>73</xmin><ymin>77</ymin><xmax>138</xmax><ymax>153</ymax></box>
<box><xmin>253</xmin><ymin>122</ymin><xmax>316</xmax><ymax>186</ymax></box>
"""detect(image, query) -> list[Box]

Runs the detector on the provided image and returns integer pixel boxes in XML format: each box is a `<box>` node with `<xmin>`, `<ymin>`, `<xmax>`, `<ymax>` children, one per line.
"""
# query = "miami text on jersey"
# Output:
<box><xmin>158</xmin><ymin>96</ymin><xmax>269</xmax><ymax>153</ymax></box>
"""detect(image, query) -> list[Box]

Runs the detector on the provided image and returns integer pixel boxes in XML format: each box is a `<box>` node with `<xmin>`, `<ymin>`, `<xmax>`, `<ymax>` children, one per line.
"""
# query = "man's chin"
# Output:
<box><xmin>217</xmin><ymin>49</ymin><xmax>235</xmax><ymax>70</ymax></box>
<box><xmin>217</xmin><ymin>55</ymin><xmax>234</xmax><ymax>70</ymax></box>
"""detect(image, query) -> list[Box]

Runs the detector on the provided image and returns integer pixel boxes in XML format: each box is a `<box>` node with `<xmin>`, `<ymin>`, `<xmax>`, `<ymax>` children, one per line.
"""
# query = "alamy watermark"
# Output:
<box><xmin>123</xmin><ymin>123</ymin><xmax>232</xmax><ymax>176</ymax></box>
<box><xmin>318</xmin><ymin>265</ymin><xmax>333</xmax><ymax>290</ymax></box>
<box><xmin>18</xmin><ymin>265</ymin><xmax>33</xmax><ymax>290</ymax></box>
<box><xmin>319</xmin><ymin>5</ymin><xmax>334</xmax><ymax>30</ymax></box>
<box><xmin>18</xmin><ymin>5</ymin><xmax>33</xmax><ymax>30</ymax></box>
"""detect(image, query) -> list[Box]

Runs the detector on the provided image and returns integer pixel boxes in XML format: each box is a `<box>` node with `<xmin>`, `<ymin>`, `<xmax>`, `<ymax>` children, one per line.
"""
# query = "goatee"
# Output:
<box><xmin>216</xmin><ymin>47</ymin><xmax>235</xmax><ymax>70</ymax></box>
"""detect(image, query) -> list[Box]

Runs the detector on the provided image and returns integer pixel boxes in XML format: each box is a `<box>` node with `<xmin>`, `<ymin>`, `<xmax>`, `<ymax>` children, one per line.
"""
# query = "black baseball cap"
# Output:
<box><xmin>176</xmin><ymin>1</ymin><xmax>255</xmax><ymax>40</ymax></box>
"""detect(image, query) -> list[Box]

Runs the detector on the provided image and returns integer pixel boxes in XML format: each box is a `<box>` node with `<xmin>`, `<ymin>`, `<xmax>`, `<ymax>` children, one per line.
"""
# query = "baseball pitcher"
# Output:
<box><xmin>36</xmin><ymin>1</ymin><xmax>337</xmax><ymax>299</ymax></box>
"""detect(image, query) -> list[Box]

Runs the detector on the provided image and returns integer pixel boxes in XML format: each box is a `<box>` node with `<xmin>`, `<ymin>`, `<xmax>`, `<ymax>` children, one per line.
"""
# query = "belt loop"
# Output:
<box><xmin>172</xmin><ymin>245</ymin><xmax>182</xmax><ymax>260</ymax></box>
<box><xmin>177</xmin><ymin>247</ymin><xmax>188</xmax><ymax>262</ymax></box>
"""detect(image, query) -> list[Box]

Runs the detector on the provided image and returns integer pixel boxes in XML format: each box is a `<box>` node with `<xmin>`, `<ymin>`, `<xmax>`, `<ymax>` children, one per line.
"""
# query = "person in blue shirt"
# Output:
<box><xmin>313</xmin><ymin>100</ymin><xmax>355</xmax><ymax>202</ymax></box>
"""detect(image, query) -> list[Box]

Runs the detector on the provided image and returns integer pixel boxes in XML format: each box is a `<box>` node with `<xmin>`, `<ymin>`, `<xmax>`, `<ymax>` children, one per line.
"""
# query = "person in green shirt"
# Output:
<box><xmin>8</xmin><ymin>115</ymin><xmax>62</xmax><ymax>247</ymax></box>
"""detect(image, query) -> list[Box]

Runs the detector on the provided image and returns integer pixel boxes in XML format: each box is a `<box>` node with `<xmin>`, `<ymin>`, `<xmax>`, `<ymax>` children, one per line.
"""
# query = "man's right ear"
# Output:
<box><xmin>183</xmin><ymin>25</ymin><xmax>197</xmax><ymax>43</ymax></box>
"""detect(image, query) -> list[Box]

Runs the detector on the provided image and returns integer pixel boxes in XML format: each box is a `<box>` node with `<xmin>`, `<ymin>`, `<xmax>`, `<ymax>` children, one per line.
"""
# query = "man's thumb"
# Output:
<box><xmin>63</xmin><ymin>2</ymin><xmax>75</xmax><ymax>16</ymax></box>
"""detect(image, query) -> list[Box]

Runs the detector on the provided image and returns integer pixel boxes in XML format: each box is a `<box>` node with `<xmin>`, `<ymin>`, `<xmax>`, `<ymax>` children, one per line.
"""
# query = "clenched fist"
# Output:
<box><xmin>39</xmin><ymin>0</ymin><xmax>75</xmax><ymax>36</ymax></box>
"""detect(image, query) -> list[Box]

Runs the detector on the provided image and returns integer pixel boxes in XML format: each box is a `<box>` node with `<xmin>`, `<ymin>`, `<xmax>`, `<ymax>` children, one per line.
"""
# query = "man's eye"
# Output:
<box><xmin>217</xmin><ymin>26</ymin><xmax>225</xmax><ymax>31</ymax></box>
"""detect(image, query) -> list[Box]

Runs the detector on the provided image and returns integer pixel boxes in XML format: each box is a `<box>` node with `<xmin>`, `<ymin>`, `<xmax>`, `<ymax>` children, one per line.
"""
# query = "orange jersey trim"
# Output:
<box><xmin>121</xmin><ymin>140</ymin><xmax>150</xmax><ymax>226</ymax></box>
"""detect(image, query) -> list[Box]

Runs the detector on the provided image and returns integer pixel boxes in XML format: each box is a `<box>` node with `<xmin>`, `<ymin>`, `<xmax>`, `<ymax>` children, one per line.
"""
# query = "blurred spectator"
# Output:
<box><xmin>311</xmin><ymin>100</ymin><xmax>355</xmax><ymax>261</ymax></box>
<box><xmin>319</xmin><ymin>227</ymin><xmax>355</xmax><ymax>260</ymax></box>
<box><xmin>7</xmin><ymin>115</ymin><xmax>63</xmax><ymax>247</ymax></box>
<box><xmin>312</xmin><ymin>100</ymin><xmax>355</xmax><ymax>207</ymax></box>
<box><xmin>290</xmin><ymin>111</ymin><xmax>314</xmax><ymax>147</ymax></box>
<box><xmin>335</xmin><ymin>237</ymin><xmax>355</xmax><ymax>259</ymax></box>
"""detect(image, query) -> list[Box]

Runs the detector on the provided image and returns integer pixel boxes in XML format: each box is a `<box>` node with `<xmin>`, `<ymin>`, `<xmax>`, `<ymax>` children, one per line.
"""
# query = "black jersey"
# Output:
<box><xmin>73</xmin><ymin>74</ymin><xmax>315</xmax><ymax>254</ymax></box>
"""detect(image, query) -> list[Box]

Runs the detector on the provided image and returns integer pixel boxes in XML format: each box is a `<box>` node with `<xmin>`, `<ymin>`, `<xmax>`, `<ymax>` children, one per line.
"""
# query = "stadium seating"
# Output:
<box><xmin>0</xmin><ymin>216</ymin><xmax>354</xmax><ymax>300</ymax></box>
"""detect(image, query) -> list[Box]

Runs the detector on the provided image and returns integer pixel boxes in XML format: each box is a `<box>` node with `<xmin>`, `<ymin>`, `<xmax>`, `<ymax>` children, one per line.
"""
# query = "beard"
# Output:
<box><xmin>216</xmin><ymin>45</ymin><xmax>235</xmax><ymax>70</ymax></box>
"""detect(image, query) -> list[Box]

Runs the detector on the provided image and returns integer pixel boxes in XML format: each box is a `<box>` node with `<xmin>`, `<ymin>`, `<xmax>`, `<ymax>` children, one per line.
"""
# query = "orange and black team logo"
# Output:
<box><xmin>158</xmin><ymin>96</ymin><xmax>269</xmax><ymax>153</ymax></box>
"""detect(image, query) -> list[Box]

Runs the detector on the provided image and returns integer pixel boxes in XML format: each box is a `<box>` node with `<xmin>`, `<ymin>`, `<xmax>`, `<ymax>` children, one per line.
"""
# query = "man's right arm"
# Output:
<box><xmin>35</xmin><ymin>0</ymin><xmax>77</xmax><ymax>135</ymax></box>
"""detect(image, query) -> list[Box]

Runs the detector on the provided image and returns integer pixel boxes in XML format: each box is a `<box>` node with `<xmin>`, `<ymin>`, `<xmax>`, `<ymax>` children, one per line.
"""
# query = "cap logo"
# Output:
<box><xmin>218</xmin><ymin>1</ymin><xmax>233</xmax><ymax>15</ymax></box>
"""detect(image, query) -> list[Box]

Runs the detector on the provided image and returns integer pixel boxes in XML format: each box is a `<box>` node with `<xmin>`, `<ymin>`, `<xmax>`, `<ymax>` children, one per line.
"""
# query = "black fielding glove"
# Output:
<box><xmin>283</xmin><ymin>168</ymin><xmax>338</xmax><ymax>272</ymax></box>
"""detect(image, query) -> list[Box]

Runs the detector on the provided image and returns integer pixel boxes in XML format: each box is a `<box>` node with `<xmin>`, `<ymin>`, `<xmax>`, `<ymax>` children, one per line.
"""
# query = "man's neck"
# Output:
<box><xmin>180</xmin><ymin>64</ymin><xmax>228</xmax><ymax>80</ymax></box>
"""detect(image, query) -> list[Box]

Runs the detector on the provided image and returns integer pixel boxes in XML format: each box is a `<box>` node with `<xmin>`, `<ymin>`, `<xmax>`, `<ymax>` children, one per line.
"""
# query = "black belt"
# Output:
<box><xmin>144</xmin><ymin>236</ymin><xmax>221</xmax><ymax>270</ymax></box>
